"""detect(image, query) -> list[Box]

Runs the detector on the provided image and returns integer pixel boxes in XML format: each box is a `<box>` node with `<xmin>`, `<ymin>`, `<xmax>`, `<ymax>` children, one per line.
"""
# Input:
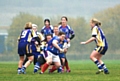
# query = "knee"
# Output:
<box><xmin>90</xmin><ymin>54</ymin><xmax>94</xmax><ymax>60</ymax></box>
<box><xmin>28</xmin><ymin>60</ymin><xmax>33</xmax><ymax>63</ymax></box>
<box><xmin>46</xmin><ymin>60</ymin><xmax>52</xmax><ymax>65</ymax></box>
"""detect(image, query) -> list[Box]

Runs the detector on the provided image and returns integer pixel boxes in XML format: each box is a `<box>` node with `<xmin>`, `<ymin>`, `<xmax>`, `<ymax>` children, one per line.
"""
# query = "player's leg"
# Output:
<box><xmin>34</xmin><ymin>55</ymin><xmax>46</xmax><ymax>73</ymax></box>
<box><xmin>50</xmin><ymin>54</ymin><xmax>62</xmax><ymax>73</ymax></box>
<box><xmin>22</xmin><ymin>56</ymin><xmax>28</xmax><ymax>66</ymax></box>
<box><xmin>61</xmin><ymin>58</ymin><xmax>65</xmax><ymax>72</ymax></box>
<box><xmin>21</xmin><ymin>44</ymin><xmax>34</xmax><ymax>74</ymax></box>
<box><xmin>17</xmin><ymin>42</ymin><xmax>26</xmax><ymax>74</ymax></box>
<box><xmin>96</xmin><ymin>47</ymin><xmax>109</xmax><ymax>74</ymax></box>
<box><xmin>90</xmin><ymin>50</ymin><xmax>104</xmax><ymax>74</ymax></box>
<box><xmin>40</xmin><ymin>51</ymin><xmax>52</xmax><ymax>74</ymax></box>
<box><xmin>90</xmin><ymin>47</ymin><xmax>109</xmax><ymax>74</ymax></box>
<box><xmin>21</xmin><ymin>55</ymin><xmax>34</xmax><ymax>74</ymax></box>
<box><xmin>97</xmin><ymin>58</ymin><xmax>109</xmax><ymax>74</ymax></box>
<box><xmin>17</xmin><ymin>55</ymin><xmax>24</xmax><ymax>74</ymax></box>
<box><xmin>65</xmin><ymin>57</ymin><xmax>71</xmax><ymax>72</ymax></box>
<box><xmin>59</xmin><ymin>54</ymin><xmax>66</xmax><ymax>72</ymax></box>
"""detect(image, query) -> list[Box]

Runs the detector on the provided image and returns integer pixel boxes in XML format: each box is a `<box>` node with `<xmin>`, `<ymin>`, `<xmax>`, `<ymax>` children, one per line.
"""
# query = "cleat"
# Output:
<box><xmin>33</xmin><ymin>69</ymin><xmax>38</xmax><ymax>73</ymax></box>
<box><xmin>104</xmin><ymin>71</ymin><xmax>110</xmax><ymax>74</ymax></box>
<box><xmin>21</xmin><ymin>68</ymin><xmax>26</xmax><ymax>74</ymax></box>
<box><xmin>33</xmin><ymin>65</ymin><xmax>40</xmax><ymax>73</ymax></box>
<box><xmin>17</xmin><ymin>70</ymin><xmax>22</xmax><ymax>74</ymax></box>
<box><xmin>39</xmin><ymin>72</ymin><xmax>43</xmax><ymax>74</ymax></box>
<box><xmin>96</xmin><ymin>69</ymin><xmax>103</xmax><ymax>74</ymax></box>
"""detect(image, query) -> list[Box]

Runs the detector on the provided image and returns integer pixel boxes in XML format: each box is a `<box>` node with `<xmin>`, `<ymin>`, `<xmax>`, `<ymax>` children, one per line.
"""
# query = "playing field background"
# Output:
<box><xmin>0</xmin><ymin>60</ymin><xmax>120</xmax><ymax>81</ymax></box>
<box><xmin>0</xmin><ymin>1</ymin><xmax>120</xmax><ymax>81</ymax></box>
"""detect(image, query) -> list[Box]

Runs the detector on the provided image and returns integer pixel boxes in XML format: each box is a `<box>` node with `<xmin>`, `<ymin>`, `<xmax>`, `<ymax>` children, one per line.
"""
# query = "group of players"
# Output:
<box><xmin>17</xmin><ymin>16</ymin><xmax>110</xmax><ymax>75</ymax></box>
<box><xmin>17</xmin><ymin>16</ymin><xmax>75</xmax><ymax>74</ymax></box>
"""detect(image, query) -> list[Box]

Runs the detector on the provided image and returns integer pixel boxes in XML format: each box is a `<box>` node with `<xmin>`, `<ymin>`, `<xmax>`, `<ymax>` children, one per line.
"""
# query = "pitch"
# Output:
<box><xmin>0</xmin><ymin>60</ymin><xmax>120</xmax><ymax>81</ymax></box>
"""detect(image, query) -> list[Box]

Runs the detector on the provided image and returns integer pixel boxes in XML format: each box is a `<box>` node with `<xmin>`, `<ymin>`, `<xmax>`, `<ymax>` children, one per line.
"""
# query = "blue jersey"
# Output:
<box><xmin>92</xmin><ymin>26</ymin><xmax>108</xmax><ymax>47</ymax></box>
<box><xmin>47</xmin><ymin>36</ymin><xmax>62</xmax><ymax>55</ymax></box>
<box><xmin>19</xmin><ymin>29</ymin><xmax>37</xmax><ymax>43</ymax></box>
<box><xmin>31</xmin><ymin>31</ymin><xmax>44</xmax><ymax>58</ymax></box>
<box><xmin>58</xmin><ymin>25</ymin><xmax>75</xmax><ymax>39</ymax></box>
<box><xmin>41</xmin><ymin>25</ymin><xmax>53</xmax><ymax>37</ymax></box>
<box><xmin>18</xmin><ymin>29</ymin><xmax>37</xmax><ymax>56</ymax></box>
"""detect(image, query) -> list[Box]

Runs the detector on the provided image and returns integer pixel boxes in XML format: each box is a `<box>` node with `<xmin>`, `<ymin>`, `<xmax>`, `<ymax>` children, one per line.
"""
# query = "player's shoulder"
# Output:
<box><xmin>50</xmin><ymin>25</ymin><xmax>53</xmax><ymax>29</ymax></box>
<box><xmin>66</xmin><ymin>25</ymin><xmax>72</xmax><ymax>29</ymax></box>
<box><xmin>58</xmin><ymin>25</ymin><xmax>62</xmax><ymax>28</ymax></box>
<box><xmin>93</xmin><ymin>26</ymin><xmax>98</xmax><ymax>29</ymax></box>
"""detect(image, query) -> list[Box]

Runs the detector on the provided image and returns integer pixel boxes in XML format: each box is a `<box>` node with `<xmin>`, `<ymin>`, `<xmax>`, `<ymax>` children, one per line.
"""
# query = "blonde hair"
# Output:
<box><xmin>91</xmin><ymin>18</ymin><xmax>101</xmax><ymax>26</ymax></box>
<box><xmin>24</xmin><ymin>22</ymin><xmax>32</xmax><ymax>29</ymax></box>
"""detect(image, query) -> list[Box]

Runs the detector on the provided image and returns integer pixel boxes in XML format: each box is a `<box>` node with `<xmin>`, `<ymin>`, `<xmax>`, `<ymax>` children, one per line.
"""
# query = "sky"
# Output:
<box><xmin>0</xmin><ymin>0</ymin><xmax>120</xmax><ymax>26</ymax></box>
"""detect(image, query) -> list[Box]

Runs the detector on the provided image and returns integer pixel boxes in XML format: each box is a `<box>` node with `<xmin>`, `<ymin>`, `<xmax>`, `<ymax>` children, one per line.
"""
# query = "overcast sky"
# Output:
<box><xmin>0</xmin><ymin>0</ymin><xmax>120</xmax><ymax>26</ymax></box>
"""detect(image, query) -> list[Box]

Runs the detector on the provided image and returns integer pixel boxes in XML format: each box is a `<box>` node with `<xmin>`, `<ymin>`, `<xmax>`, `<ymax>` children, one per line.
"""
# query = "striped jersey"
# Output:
<box><xmin>58</xmin><ymin>25</ymin><xmax>74</xmax><ymax>39</ymax></box>
<box><xmin>92</xmin><ymin>26</ymin><xmax>108</xmax><ymax>47</ymax></box>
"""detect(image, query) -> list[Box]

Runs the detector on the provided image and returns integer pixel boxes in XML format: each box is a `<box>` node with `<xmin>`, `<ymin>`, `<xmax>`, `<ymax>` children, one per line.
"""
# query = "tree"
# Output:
<box><xmin>93</xmin><ymin>4</ymin><xmax>120</xmax><ymax>54</ymax></box>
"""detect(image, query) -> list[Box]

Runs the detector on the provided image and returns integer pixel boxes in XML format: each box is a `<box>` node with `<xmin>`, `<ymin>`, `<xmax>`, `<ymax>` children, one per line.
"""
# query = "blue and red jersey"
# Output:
<box><xmin>58</xmin><ymin>25</ymin><xmax>75</xmax><ymax>39</ymax></box>
<box><xmin>41</xmin><ymin>25</ymin><xmax>54</xmax><ymax>37</ymax></box>
<box><xmin>47</xmin><ymin>36</ymin><xmax>66</xmax><ymax>55</ymax></box>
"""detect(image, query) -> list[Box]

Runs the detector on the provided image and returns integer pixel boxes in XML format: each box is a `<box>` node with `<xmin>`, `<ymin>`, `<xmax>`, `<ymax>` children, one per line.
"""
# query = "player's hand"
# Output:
<box><xmin>60</xmin><ymin>49</ymin><xmax>64</xmax><ymax>53</ymax></box>
<box><xmin>64</xmin><ymin>48</ymin><xmax>67</xmax><ymax>53</ymax></box>
<box><xmin>80</xmin><ymin>42</ymin><xmax>86</xmax><ymax>45</ymax></box>
<box><xmin>67</xmin><ymin>38</ymin><xmax>70</xmax><ymax>43</ymax></box>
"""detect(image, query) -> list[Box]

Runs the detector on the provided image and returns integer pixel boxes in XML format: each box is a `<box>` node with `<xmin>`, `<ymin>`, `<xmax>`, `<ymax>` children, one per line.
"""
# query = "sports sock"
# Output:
<box><xmin>50</xmin><ymin>65</ymin><xmax>57</xmax><ymax>73</ymax></box>
<box><xmin>41</xmin><ymin>63</ymin><xmax>49</xmax><ymax>73</ymax></box>
<box><xmin>94</xmin><ymin>60</ymin><xmax>102</xmax><ymax>70</ymax></box>
<box><xmin>57</xmin><ymin>66</ymin><xmax>62</xmax><ymax>73</ymax></box>
<box><xmin>65</xmin><ymin>61</ymin><xmax>70</xmax><ymax>70</ymax></box>
<box><xmin>101</xmin><ymin>63</ymin><xmax>108</xmax><ymax>72</ymax></box>
<box><xmin>34</xmin><ymin>62</ymin><xmax>40</xmax><ymax>73</ymax></box>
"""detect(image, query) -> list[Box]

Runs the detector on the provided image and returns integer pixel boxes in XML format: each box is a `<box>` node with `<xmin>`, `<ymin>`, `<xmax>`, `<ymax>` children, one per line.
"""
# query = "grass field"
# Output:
<box><xmin>0</xmin><ymin>60</ymin><xmax>120</xmax><ymax>81</ymax></box>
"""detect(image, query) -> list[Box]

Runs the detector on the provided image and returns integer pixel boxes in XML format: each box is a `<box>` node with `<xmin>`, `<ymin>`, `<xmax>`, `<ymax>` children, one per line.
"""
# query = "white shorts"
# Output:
<box><xmin>46</xmin><ymin>51</ymin><xmax>61</xmax><ymax>63</ymax></box>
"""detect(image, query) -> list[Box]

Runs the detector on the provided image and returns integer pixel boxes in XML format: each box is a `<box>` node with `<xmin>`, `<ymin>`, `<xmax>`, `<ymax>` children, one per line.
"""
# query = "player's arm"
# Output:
<box><xmin>31</xmin><ymin>30</ymin><xmax>41</xmax><ymax>45</ymax></box>
<box><xmin>52</xmin><ymin>40</ymin><xmax>64</xmax><ymax>53</ymax></box>
<box><xmin>80</xmin><ymin>27</ymin><xmax>97</xmax><ymax>45</ymax></box>
<box><xmin>81</xmin><ymin>37</ymin><xmax>96</xmax><ymax>44</ymax></box>
<box><xmin>69</xmin><ymin>26</ymin><xmax>75</xmax><ymax>40</ymax></box>
<box><xmin>70</xmin><ymin>34</ymin><xmax>75</xmax><ymax>40</ymax></box>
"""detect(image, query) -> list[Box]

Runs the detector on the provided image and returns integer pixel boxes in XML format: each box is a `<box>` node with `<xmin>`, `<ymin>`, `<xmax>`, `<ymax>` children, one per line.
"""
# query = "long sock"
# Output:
<box><xmin>18</xmin><ymin>68</ymin><xmax>21</xmax><ymax>71</ymax></box>
<box><xmin>94</xmin><ymin>60</ymin><xmax>102</xmax><ymax>70</ymax></box>
<box><xmin>41</xmin><ymin>63</ymin><xmax>49</xmax><ymax>73</ymax></box>
<box><xmin>17</xmin><ymin>68</ymin><xmax>21</xmax><ymax>72</ymax></box>
<box><xmin>65</xmin><ymin>61</ymin><xmax>70</xmax><ymax>70</ymax></box>
<box><xmin>58</xmin><ymin>66</ymin><xmax>62</xmax><ymax>73</ymax></box>
<box><xmin>21</xmin><ymin>66</ymin><xmax>26</xmax><ymax>74</ymax></box>
<box><xmin>50</xmin><ymin>65</ymin><xmax>57</xmax><ymax>73</ymax></box>
<box><xmin>34</xmin><ymin>62</ymin><xmax>40</xmax><ymax>73</ymax></box>
<box><xmin>17</xmin><ymin>68</ymin><xmax>21</xmax><ymax>74</ymax></box>
<box><xmin>101</xmin><ymin>63</ymin><xmax>108</xmax><ymax>72</ymax></box>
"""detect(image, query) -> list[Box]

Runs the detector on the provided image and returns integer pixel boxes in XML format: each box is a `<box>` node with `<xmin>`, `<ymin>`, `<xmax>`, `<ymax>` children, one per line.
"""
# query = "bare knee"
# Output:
<box><xmin>46</xmin><ymin>59</ymin><xmax>52</xmax><ymax>65</ymax></box>
<box><xmin>90</xmin><ymin>54</ymin><xmax>94</xmax><ymax>60</ymax></box>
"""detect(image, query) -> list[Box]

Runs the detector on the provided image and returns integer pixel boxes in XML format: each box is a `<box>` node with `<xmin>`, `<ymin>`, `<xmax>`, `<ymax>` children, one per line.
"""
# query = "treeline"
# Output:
<box><xmin>6</xmin><ymin>4</ymin><xmax>120</xmax><ymax>55</ymax></box>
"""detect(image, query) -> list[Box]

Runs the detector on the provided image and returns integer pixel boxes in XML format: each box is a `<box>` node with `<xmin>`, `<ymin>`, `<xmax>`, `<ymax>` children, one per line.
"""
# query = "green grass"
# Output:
<box><xmin>0</xmin><ymin>60</ymin><xmax>120</xmax><ymax>81</ymax></box>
